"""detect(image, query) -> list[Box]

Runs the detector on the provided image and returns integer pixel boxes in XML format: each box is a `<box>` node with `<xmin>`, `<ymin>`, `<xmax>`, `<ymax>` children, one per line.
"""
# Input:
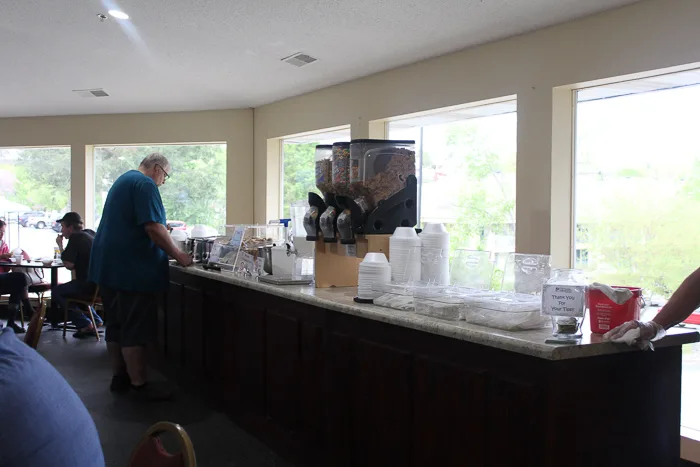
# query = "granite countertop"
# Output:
<box><xmin>174</xmin><ymin>265</ymin><xmax>699</xmax><ymax>361</ymax></box>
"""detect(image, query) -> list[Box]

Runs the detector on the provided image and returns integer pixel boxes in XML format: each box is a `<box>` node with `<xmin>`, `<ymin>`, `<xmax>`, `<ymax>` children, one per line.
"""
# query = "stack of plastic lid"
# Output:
<box><xmin>389</xmin><ymin>227</ymin><xmax>421</xmax><ymax>283</ymax></box>
<box><xmin>356</xmin><ymin>253</ymin><xmax>391</xmax><ymax>302</ymax></box>
<box><xmin>418</xmin><ymin>223</ymin><xmax>450</xmax><ymax>285</ymax></box>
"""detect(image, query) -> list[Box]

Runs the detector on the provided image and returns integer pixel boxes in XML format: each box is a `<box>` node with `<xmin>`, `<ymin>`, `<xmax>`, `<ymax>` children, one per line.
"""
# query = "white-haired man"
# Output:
<box><xmin>89</xmin><ymin>153</ymin><xmax>192</xmax><ymax>401</ymax></box>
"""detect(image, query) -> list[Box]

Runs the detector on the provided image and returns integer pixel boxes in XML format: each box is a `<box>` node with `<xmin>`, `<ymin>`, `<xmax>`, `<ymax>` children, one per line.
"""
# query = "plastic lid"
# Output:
<box><xmin>350</xmin><ymin>139</ymin><xmax>416</xmax><ymax>145</ymax></box>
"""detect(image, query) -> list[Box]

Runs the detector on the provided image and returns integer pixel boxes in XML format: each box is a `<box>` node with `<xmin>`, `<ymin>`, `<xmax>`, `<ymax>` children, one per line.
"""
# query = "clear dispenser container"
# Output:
<box><xmin>331</xmin><ymin>142</ymin><xmax>351</xmax><ymax>196</ymax></box>
<box><xmin>290</xmin><ymin>201</ymin><xmax>309</xmax><ymax>239</ymax></box>
<box><xmin>541</xmin><ymin>268</ymin><xmax>588</xmax><ymax>340</ymax></box>
<box><xmin>314</xmin><ymin>145</ymin><xmax>333</xmax><ymax>196</ymax></box>
<box><xmin>349</xmin><ymin>139</ymin><xmax>416</xmax><ymax>208</ymax></box>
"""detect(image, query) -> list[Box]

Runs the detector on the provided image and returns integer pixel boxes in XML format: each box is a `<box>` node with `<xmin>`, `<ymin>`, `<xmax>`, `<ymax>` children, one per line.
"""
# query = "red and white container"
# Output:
<box><xmin>588</xmin><ymin>285</ymin><xmax>642</xmax><ymax>334</ymax></box>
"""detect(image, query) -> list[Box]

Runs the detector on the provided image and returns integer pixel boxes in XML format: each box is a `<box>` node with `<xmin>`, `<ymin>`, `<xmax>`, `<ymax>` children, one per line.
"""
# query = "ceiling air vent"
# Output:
<box><xmin>281</xmin><ymin>52</ymin><xmax>318</xmax><ymax>68</ymax></box>
<box><xmin>72</xmin><ymin>88</ymin><xmax>110</xmax><ymax>98</ymax></box>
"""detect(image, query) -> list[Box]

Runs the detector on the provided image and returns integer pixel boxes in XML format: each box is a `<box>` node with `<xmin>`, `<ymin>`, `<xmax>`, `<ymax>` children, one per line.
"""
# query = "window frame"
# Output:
<box><xmin>567</xmin><ymin>66</ymin><xmax>700</xmax><ymax>461</ymax></box>
<box><xmin>384</xmin><ymin>97</ymin><xmax>517</xmax><ymax>251</ymax></box>
<box><xmin>277</xmin><ymin>126</ymin><xmax>351</xmax><ymax>219</ymax></box>
<box><xmin>92</xmin><ymin>142</ymin><xmax>227</xmax><ymax>231</ymax></box>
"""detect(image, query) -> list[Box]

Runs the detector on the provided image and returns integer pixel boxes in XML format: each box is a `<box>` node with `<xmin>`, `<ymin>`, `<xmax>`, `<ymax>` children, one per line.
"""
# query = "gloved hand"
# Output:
<box><xmin>603</xmin><ymin>320</ymin><xmax>666</xmax><ymax>350</ymax></box>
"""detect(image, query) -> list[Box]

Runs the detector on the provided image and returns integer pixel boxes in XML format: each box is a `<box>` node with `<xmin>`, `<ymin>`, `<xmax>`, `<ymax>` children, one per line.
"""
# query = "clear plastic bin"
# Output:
<box><xmin>212</xmin><ymin>224</ymin><xmax>285</xmax><ymax>276</ymax></box>
<box><xmin>450</xmin><ymin>249</ymin><xmax>494</xmax><ymax>290</ymax></box>
<box><xmin>500</xmin><ymin>253</ymin><xmax>551</xmax><ymax>295</ymax></box>
<box><xmin>372</xmin><ymin>283</ymin><xmax>416</xmax><ymax>311</ymax></box>
<box><xmin>462</xmin><ymin>292</ymin><xmax>547</xmax><ymax>331</ymax></box>
<box><xmin>414</xmin><ymin>290</ymin><xmax>465</xmax><ymax>321</ymax></box>
<box><xmin>372</xmin><ymin>282</ymin><xmax>444</xmax><ymax>311</ymax></box>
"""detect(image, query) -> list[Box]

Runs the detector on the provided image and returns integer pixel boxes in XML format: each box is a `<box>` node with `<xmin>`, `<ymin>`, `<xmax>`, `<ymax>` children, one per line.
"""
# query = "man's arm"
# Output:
<box><xmin>143</xmin><ymin>222</ymin><xmax>192</xmax><ymax>267</ymax></box>
<box><xmin>653</xmin><ymin>267</ymin><xmax>700</xmax><ymax>329</ymax></box>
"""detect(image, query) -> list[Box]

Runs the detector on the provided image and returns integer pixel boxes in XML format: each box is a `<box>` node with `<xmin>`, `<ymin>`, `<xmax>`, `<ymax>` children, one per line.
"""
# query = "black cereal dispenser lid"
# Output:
<box><xmin>349</xmin><ymin>139</ymin><xmax>416</xmax><ymax>145</ymax></box>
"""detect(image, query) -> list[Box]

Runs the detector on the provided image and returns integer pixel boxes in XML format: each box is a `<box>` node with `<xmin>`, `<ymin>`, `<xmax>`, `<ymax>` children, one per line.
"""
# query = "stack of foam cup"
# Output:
<box><xmin>419</xmin><ymin>223</ymin><xmax>450</xmax><ymax>285</ymax></box>
<box><xmin>357</xmin><ymin>253</ymin><xmax>391</xmax><ymax>300</ymax></box>
<box><xmin>389</xmin><ymin>227</ymin><xmax>422</xmax><ymax>283</ymax></box>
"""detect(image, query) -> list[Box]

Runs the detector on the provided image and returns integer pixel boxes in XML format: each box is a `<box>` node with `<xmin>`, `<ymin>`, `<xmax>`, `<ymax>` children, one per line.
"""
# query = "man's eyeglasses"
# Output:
<box><xmin>156</xmin><ymin>164</ymin><xmax>169</xmax><ymax>180</ymax></box>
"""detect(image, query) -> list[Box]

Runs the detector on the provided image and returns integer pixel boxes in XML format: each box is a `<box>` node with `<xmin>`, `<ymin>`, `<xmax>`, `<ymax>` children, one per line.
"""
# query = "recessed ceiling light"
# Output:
<box><xmin>108</xmin><ymin>10</ymin><xmax>129</xmax><ymax>20</ymax></box>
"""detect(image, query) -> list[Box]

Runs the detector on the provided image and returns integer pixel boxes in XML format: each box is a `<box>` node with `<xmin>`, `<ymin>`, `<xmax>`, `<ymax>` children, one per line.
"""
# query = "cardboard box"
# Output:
<box><xmin>314</xmin><ymin>235</ymin><xmax>392</xmax><ymax>288</ymax></box>
<box><xmin>355</xmin><ymin>234</ymin><xmax>391</xmax><ymax>261</ymax></box>
<box><xmin>314</xmin><ymin>241</ymin><xmax>362</xmax><ymax>288</ymax></box>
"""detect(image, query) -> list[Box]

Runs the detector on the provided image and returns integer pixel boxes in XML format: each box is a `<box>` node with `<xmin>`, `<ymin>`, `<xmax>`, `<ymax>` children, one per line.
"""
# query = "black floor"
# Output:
<box><xmin>35</xmin><ymin>327</ymin><xmax>293</xmax><ymax>467</ymax></box>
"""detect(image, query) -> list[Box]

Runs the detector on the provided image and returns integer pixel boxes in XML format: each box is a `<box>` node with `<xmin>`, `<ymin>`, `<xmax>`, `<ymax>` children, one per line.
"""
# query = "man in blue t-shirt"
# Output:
<box><xmin>0</xmin><ymin>328</ymin><xmax>105</xmax><ymax>466</ymax></box>
<box><xmin>89</xmin><ymin>153</ymin><xmax>192</xmax><ymax>401</ymax></box>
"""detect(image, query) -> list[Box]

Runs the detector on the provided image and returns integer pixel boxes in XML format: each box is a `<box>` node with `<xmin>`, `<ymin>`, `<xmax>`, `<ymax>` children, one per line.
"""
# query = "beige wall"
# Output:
<box><xmin>253</xmin><ymin>0</ymin><xmax>700</xmax><ymax>263</ymax></box>
<box><xmin>0</xmin><ymin>109</ymin><xmax>254</xmax><ymax>226</ymax></box>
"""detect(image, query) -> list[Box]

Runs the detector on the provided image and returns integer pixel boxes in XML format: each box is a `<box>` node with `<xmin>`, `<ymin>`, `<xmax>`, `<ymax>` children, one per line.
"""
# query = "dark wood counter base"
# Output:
<box><xmin>159</xmin><ymin>267</ymin><xmax>684</xmax><ymax>467</ymax></box>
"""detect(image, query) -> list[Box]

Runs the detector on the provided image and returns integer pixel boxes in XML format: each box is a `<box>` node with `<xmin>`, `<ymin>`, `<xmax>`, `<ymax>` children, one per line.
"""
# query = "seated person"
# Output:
<box><xmin>0</xmin><ymin>220</ymin><xmax>34</xmax><ymax>333</ymax></box>
<box><xmin>0</xmin><ymin>327</ymin><xmax>105</xmax><ymax>466</ymax></box>
<box><xmin>53</xmin><ymin>213</ymin><xmax>103</xmax><ymax>338</ymax></box>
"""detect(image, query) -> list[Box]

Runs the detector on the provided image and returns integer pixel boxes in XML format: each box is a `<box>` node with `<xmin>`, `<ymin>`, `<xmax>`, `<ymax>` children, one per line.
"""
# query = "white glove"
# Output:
<box><xmin>603</xmin><ymin>320</ymin><xmax>666</xmax><ymax>350</ymax></box>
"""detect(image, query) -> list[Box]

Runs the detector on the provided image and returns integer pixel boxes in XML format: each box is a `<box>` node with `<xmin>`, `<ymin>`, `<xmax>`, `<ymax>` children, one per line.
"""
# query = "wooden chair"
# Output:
<box><xmin>24</xmin><ymin>300</ymin><xmax>46</xmax><ymax>349</ymax></box>
<box><xmin>28</xmin><ymin>282</ymin><xmax>51</xmax><ymax>304</ymax></box>
<box><xmin>128</xmin><ymin>422</ymin><xmax>197</xmax><ymax>467</ymax></box>
<box><xmin>63</xmin><ymin>285</ymin><xmax>101</xmax><ymax>341</ymax></box>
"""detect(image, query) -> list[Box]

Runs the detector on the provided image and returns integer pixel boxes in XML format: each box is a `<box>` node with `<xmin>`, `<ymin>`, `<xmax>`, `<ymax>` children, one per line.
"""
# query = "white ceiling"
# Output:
<box><xmin>0</xmin><ymin>0</ymin><xmax>641</xmax><ymax>118</ymax></box>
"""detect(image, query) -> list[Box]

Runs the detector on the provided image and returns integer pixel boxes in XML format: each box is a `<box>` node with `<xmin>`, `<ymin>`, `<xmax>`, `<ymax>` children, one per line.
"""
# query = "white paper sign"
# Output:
<box><xmin>255</xmin><ymin>257</ymin><xmax>265</xmax><ymax>275</ymax></box>
<box><xmin>345</xmin><ymin>244</ymin><xmax>357</xmax><ymax>257</ymax></box>
<box><xmin>238</xmin><ymin>251</ymin><xmax>256</xmax><ymax>273</ymax></box>
<box><xmin>541</xmin><ymin>284</ymin><xmax>586</xmax><ymax>317</ymax></box>
<box><xmin>229</xmin><ymin>226</ymin><xmax>245</xmax><ymax>246</ymax></box>
<box><xmin>208</xmin><ymin>243</ymin><xmax>223</xmax><ymax>264</ymax></box>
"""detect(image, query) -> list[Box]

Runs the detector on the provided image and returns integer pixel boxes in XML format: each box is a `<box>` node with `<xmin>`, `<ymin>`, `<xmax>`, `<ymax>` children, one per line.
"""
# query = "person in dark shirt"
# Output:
<box><xmin>54</xmin><ymin>212</ymin><xmax>103</xmax><ymax>338</ymax></box>
<box><xmin>90</xmin><ymin>153</ymin><xmax>192</xmax><ymax>401</ymax></box>
<box><xmin>0</xmin><ymin>327</ymin><xmax>105</xmax><ymax>466</ymax></box>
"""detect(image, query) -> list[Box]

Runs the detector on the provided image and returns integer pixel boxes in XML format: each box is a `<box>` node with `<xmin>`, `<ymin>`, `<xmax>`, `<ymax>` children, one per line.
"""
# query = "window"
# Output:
<box><xmin>94</xmin><ymin>144</ymin><xmax>227</xmax><ymax>234</ymax></box>
<box><xmin>0</xmin><ymin>147</ymin><xmax>71</xmax><ymax>265</ymax></box>
<box><xmin>573</xmin><ymin>69</ymin><xmax>700</xmax><ymax>433</ymax></box>
<box><xmin>388</xmin><ymin>100</ymin><xmax>517</xmax><ymax>254</ymax></box>
<box><xmin>280</xmin><ymin>128</ymin><xmax>351</xmax><ymax>218</ymax></box>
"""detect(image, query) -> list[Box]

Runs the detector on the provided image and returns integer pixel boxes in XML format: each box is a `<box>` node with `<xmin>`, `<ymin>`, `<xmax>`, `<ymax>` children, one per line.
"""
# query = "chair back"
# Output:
<box><xmin>128</xmin><ymin>422</ymin><xmax>196</xmax><ymax>467</ymax></box>
<box><xmin>24</xmin><ymin>301</ymin><xmax>46</xmax><ymax>349</ymax></box>
<box><xmin>91</xmin><ymin>285</ymin><xmax>100</xmax><ymax>304</ymax></box>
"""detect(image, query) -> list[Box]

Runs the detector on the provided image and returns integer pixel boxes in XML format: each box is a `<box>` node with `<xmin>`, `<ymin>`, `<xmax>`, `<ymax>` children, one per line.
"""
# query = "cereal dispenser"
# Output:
<box><xmin>303</xmin><ymin>139</ymin><xmax>416</xmax><ymax>288</ymax></box>
<box><xmin>305</xmin><ymin>145</ymin><xmax>333</xmax><ymax>241</ymax></box>
<box><xmin>335</xmin><ymin>139</ymin><xmax>418</xmax><ymax>238</ymax></box>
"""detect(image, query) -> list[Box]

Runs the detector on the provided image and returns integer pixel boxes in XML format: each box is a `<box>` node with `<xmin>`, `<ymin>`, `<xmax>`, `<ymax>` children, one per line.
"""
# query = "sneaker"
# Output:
<box><xmin>6</xmin><ymin>322</ymin><xmax>25</xmax><ymax>334</ymax></box>
<box><xmin>109</xmin><ymin>373</ymin><xmax>131</xmax><ymax>394</ymax></box>
<box><xmin>130</xmin><ymin>382</ymin><xmax>173</xmax><ymax>402</ymax></box>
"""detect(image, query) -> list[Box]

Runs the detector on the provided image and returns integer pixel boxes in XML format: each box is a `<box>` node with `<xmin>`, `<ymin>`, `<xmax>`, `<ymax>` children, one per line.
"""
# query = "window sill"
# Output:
<box><xmin>682</xmin><ymin>427</ymin><xmax>700</xmax><ymax>462</ymax></box>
